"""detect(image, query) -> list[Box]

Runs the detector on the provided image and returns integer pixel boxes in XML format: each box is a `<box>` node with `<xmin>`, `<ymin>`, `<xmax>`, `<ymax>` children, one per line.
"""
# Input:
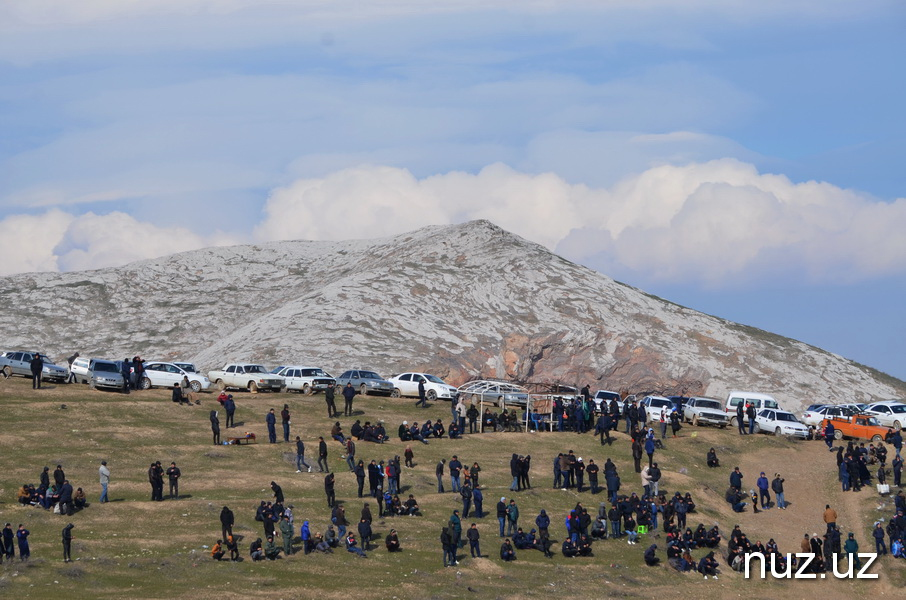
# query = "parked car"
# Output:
<box><xmin>753</xmin><ymin>409</ymin><xmax>809</xmax><ymax>438</ymax></box>
<box><xmin>726</xmin><ymin>391</ymin><xmax>782</xmax><ymax>428</ymax></box>
<box><xmin>822</xmin><ymin>414</ymin><xmax>891</xmax><ymax>442</ymax></box>
<box><xmin>141</xmin><ymin>361</ymin><xmax>212</xmax><ymax>392</ymax></box>
<box><xmin>684</xmin><ymin>397</ymin><xmax>729</xmax><ymax>428</ymax></box>
<box><xmin>273</xmin><ymin>366</ymin><xmax>336</xmax><ymax>394</ymax></box>
<box><xmin>208</xmin><ymin>364</ymin><xmax>285</xmax><ymax>393</ymax></box>
<box><xmin>0</xmin><ymin>351</ymin><xmax>69</xmax><ymax>382</ymax></box>
<box><xmin>457</xmin><ymin>380</ymin><xmax>529</xmax><ymax>406</ymax></box>
<box><xmin>639</xmin><ymin>395</ymin><xmax>673</xmax><ymax>424</ymax></box>
<box><xmin>666</xmin><ymin>396</ymin><xmax>690</xmax><ymax>420</ymax></box>
<box><xmin>89</xmin><ymin>359</ymin><xmax>126</xmax><ymax>391</ymax></box>
<box><xmin>335</xmin><ymin>369</ymin><xmax>395</xmax><ymax>396</ymax></box>
<box><xmin>70</xmin><ymin>356</ymin><xmax>91</xmax><ymax>383</ymax></box>
<box><xmin>861</xmin><ymin>401</ymin><xmax>906</xmax><ymax>430</ymax></box>
<box><xmin>800</xmin><ymin>404</ymin><xmax>858</xmax><ymax>427</ymax></box>
<box><xmin>387</xmin><ymin>372</ymin><xmax>458</xmax><ymax>401</ymax></box>
<box><xmin>593</xmin><ymin>390</ymin><xmax>622</xmax><ymax>412</ymax></box>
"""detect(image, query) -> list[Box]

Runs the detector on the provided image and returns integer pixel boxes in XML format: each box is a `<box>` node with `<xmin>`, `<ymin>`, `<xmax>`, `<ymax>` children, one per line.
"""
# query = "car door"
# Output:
<box><xmin>398</xmin><ymin>373</ymin><xmax>416</xmax><ymax>396</ymax></box>
<box><xmin>286</xmin><ymin>368</ymin><xmax>301</xmax><ymax>390</ymax></box>
<box><xmin>12</xmin><ymin>352</ymin><xmax>30</xmax><ymax>376</ymax></box>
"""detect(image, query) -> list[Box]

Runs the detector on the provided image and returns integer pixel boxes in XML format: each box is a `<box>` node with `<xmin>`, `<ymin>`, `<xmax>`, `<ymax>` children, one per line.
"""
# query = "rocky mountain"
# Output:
<box><xmin>1</xmin><ymin>220</ymin><xmax>903</xmax><ymax>411</ymax></box>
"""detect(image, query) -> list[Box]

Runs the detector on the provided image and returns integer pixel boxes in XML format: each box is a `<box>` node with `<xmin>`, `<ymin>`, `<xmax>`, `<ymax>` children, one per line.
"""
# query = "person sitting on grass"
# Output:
<box><xmin>698</xmin><ymin>551</ymin><xmax>720</xmax><ymax>579</ymax></box>
<box><xmin>264</xmin><ymin>535</ymin><xmax>280</xmax><ymax>560</ymax></box>
<box><xmin>226</xmin><ymin>535</ymin><xmax>239</xmax><ymax>561</ymax></box>
<box><xmin>385</xmin><ymin>529</ymin><xmax>401</xmax><ymax>552</ymax></box>
<box><xmin>249</xmin><ymin>538</ymin><xmax>264</xmax><ymax>561</ymax></box>
<box><xmin>644</xmin><ymin>543</ymin><xmax>660</xmax><ymax>566</ymax></box>
<box><xmin>404</xmin><ymin>494</ymin><xmax>421</xmax><ymax>516</ymax></box>
<box><xmin>500</xmin><ymin>538</ymin><xmax>517</xmax><ymax>561</ymax></box>
<box><xmin>345</xmin><ymin>533</ymin><xmax>367</xmax><ymax>558</ymax></box>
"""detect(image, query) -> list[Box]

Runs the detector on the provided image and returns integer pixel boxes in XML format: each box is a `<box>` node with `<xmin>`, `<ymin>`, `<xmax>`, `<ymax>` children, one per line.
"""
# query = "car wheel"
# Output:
<box><xmin>391</xmin><ymin>388</ymin><xmax>401</xmax><ymax>398</ymax></box>
<box><xmin>301</xmin><ymin>383</ymin><xmax>311</xmax><ymax>395</ymax></box>
<box><xmin>729</xmin><ymin>416</ymin><xmax>736</xmax><ymax>428</ymax></box>
<box><xmin>894</xmin><ymin>420</ymin><xmax>902</xmax><ymax>431</ymax></box>
<box><xmin>834</xmin><ymin>430</ymin><xmax>843</xmax><ymax>440</ymax></box>
<box><xmin>360</xmin><ymin>384</ymin><xmax>368</xmax><ymax>396</ymax></box>
<box><xmin>140</xmin><ymin>377</ymin><xmax>152</xmax><ymax>390</ymax></box>
<box><xmin>427</xmin><ymin>389</ymin><xmax>438</xmax><ymax>401</ymax></box>
<box><xmin>190</xmin><ymin>380</ymin><xmax>202</xmax><ymax>393</ymax></box>
<box><xmin>719</xmin><ymin>424</ymin><xmax>726</xmax><ymax>429</ymax></box>
<box><xmin>249</xmin><ymin>381</ymin><xmax>259</xmax><ymax>393</ymax></box>
<box><xmin>692</xmin><ymin>415</ymin><xmax>699</xmax><ymax>427</ymax></box>
<box><xmin>1</xmin><ymin>366</ymin><xmax>11</xmax><ymax>378</ymax></box>
<box><xmin>215</xmin><ymin>379</ymin><xmax>226</xmax><ymax>391</ymax></box>
<box><xmin>872</xmin><ymin>434</ymin><xmax>883</xmax><ymax>443</ymax></box>
<box><xmin>752</xmin><ymin>422</ymin><xmax>760</xmax><ymax>434</ymax></box>
<box><xmin>774</xmin><ymin>427</ymin><xmax>782</xmax><ymax>437</ymax></box>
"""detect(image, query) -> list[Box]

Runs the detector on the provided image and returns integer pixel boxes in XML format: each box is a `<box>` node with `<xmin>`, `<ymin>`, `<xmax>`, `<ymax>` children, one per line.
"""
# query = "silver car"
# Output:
<box><xmin>335</xmin><ymin>369</ymin><xmax>394</xmax><ymax>396</ymax></box>
<box><xmin>0</xmin><ymin>351</ymin><xmax>69</xmax><ymax>382</ymax></box>
<box><xmin>456</xmin><ymin>380</ymin><xmax>529</xmax><ymax>406</ymax></box>
<box><xmin>89</xmin><ymin>359</ymin><xmax>126</xmax><ymax>391</ymax></box>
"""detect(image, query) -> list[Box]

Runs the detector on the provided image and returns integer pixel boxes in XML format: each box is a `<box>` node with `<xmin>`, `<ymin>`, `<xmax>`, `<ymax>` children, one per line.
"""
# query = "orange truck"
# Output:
<box><xmin>822</xmin><ymin>414</ymin><xmax>892</xmax><ymax>443</ymax></box>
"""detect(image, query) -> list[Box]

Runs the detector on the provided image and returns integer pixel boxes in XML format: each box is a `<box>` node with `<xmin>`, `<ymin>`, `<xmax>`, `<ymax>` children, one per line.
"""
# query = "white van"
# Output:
<box><xmin>725</xmin><ymin>391</ymin><xmax>782</xmax><ymax>427</ymax></box>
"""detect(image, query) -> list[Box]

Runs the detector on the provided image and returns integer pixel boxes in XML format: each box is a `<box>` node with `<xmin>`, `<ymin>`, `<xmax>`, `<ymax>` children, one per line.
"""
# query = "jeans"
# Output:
<box><xmin>610</xmin><ymin>520</ymin><xmax>621</xmax><ymax>537</ymax></box>
<box><xmin>100</xmin><ymin>483</ymin><xmax>108</xmax><ymax>503</ymax></box>
<box><xmin>650</xmin><ymin>509</ymin><xmax>658</xmax><ymax>530</ymax></box>
<box><xmin>346</xmin><ymin>455</ymin><xmax>356</xmax><ymax>471</ymax></box>
<box><xmin>628</xmin><ymin>530</ymin><xmax>638</xmax><ymax>543</ymax></box>
<box><xmin>470</xmin><ymin>540</ymin><xmax>481</xmax><ymax>557</ymax></box>
<box><xmin>437</xmin><ymin>475</ymin><xmax>444</xmax><ymax>493</ymax></box>
<box><xmin>282</xmin><ymin>422</ymin><xmax>290</xmax><ymax>442</ymax></box>
<box><xmin>651</xmin><ymin>481</ymin><xmax>659</xmax><ymax>497</ymax></box>
<box><xmin>297</xmin><ymin>454</ymin><xmax>311</xmax><ymax>471</ymax></box>
<box><xmin>498</xmin><ymin>517</ymin><xmax>505</xmax><ymax>537</ymax></box>
<box><xmin>451</xmin><ymin>476</ymin><xmax>461</xmax><ymax>492</ymax></box>
<box><xmin>506</xmin><ymin>519</ymin><xmax>517</xmax><ymax>536</ymax></box>
<box><xmin>444</xmin><ymin>547</ymin><xmax>456</xmax><ymax>565</ymax></box>
<box><xmin>267</xmin><ymin>424</ymin><xmax>277</xmax><ymax>443</ymax></box>
<box><xmin>318</xmin><ymin>456</ymin><xmax>329</xmax><ymax>472</ymax></box>
<box><xmin>511</xmin><ymin>476</ymin><xmax>519</xmax><ymax>491</ymax></box>
<box><xmin>775</xmin><ymin>492</ymin><xmax>785</xmax><ymax>508</ymax></box>
<box><xmin>748</xmin><ymin>419</ymin><xmax>756</xmax><ymax>434</ymax></box>
<box><xmin>876</xmin><ymin>538</ymin><xmax>887</xmax><ymax>555</ymax></box>
<box><xmin>759</xmin><ymin>489</ymin><xmax>770</xmax><ymax>508</ymax></box>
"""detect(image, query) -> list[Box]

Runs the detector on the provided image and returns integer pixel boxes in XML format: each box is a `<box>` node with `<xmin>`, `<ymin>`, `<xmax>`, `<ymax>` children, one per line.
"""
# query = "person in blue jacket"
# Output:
<box><xmin>756</xmin><ymin>472</ymin><xmax>771</xmax><ymax>509</ymax></box>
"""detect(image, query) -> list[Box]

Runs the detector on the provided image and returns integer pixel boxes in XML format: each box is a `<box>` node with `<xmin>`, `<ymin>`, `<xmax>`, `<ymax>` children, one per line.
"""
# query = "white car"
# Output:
<box><xmin>593</xmin><ymin>390</ymin><xmax>622</xmax><ymax>412</ymax></box>
<box><xmin>862</xmin><ymin>402</ymin><xmax>906</xmax><ymax>430</ymax></box>
<box><xmin>273</xmin><ymin>366</ymin><xmax>336</xmax><ymax>394</ymax></box>
<box><xmin>684</xmin><ymin>397</ymin><xmax>729</xmax><ymax>428</ymax></box>
<box><xmin>754</xmin><ymin>409</ymin><xmax>809</xmax><ymax>438</ymax></box>
<box><xmin>800</xmin><ymin>405</ymin><xmax>858</xmax><ymax>427</ymax></box>
<box><xmin>388</xmin><ymin>372</ymin><xmax>458</xmax><ymax>401</ymax></box>
<box><xmin>141</xmin><ymin>361</ymin><xmax>212</xmax><ymax>392</ymax></box>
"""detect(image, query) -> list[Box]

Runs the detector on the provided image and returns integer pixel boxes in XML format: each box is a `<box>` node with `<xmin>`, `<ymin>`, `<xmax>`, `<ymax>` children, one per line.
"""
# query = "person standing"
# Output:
<box><xmin>153</xmin><ymin>461</ymin><xmax>165</xmax><ymax>501</ymax></box>
<box><xmin>736</xmin><ymin>403</ymin><xmax>746</xmax><ymax>435</ymax></box>
<box><xmin>436</xmin><ymin>459</ymin><xmax>446</xmax><ymax>493</ymax></box>
<box><xmin>220</xmin><ymin>506</ymin><xmax>234</xmax><ymax>542</ymax></box>
<box><xmin>317</xmin><ymin>437</ymin><xmax>329</xmax><ymax>473</ymax></box>
<box><xmin>16</xmin><ymin>525</ymin><xmax>30</xmax><ymax>561</ymax></box>
<box><xmin>266</xmin><ymin>409</ymin><xmax>277</xmax><ymax>444</ymax></box>
<box><xmin>756</xmin><ymin>472</ymin><xmax>771</xmax><ymax>509</ymax></box>
<box><xmin>449</xmin><ymin>455</ymin><xmax>463</xmax><ymax>492</ymax></box>
<box><xmin>210</xmin><ymin>410</ymin><xmax>221</xmax><ymax>445</ymax></box>
<box><xmin>342</xmin><ymin>383</ymin><xmax>356</xmax><ymax>416</ymax></box>
<box><xmin>295</xmin><ymin>436</ymin><xmax>312</xmax><ymax>473</ymax></box>
<box><xmin>2</xmin><ymin>523</ymin><xmax>14</xmax><ymax>561</ymax></box>
<box><xmin>167</xmin><ymin>462</ymin><xmax>181</xmax><ymax>499</ymax></box>
<box><xmin>325</xmin><ymin>382</ymin><xmax>338</xmax><ymax>418</ymax></box>
<box><xmin>746</xmin><ymin>403</ymin><xmax>757</xmax><ymax>435</ymax></box>
<box><xmin>62</xmin><ymin>523</ymin><xmax>75</xmax><ymax>562</ymax></box>
<box><xmin>279</xmin><ymin>514</ymin><xmax>294</xmax><ymax>556</ymax></box>
<box><xmin>224</xmin><ymin>395</ymin><xmax>236</xmax><ymax>428</ymax></box>
<box><xmin>506</xmin><ymin>499</ymin><xmax>519</xmax><ymax>536</ymax></box>
<box><xmin>772</xmin><ymin>473</ymin><xmax>786</xmax><ymax>509</ymax></box>
<box><xmin>467</xmin><ymin>523</ymin><xmax>481</xmax><ymax>558</ymax></box>
<box><xmin>66</xmin><ymin>352</ymin><xmax>79</xmax><ymax>383</ymax></box>
<box><xmin>281</xmin><ymin>404</ymin><xmax>291</xmax><ymax>443</ymax></box>
<box><xmin>325</xmin><ymin>472</ymin><xmax>336</xmax><ymax>508</ymax></box>
<box><xmin>345</xmin><ymin>438</ymin><xmax>356</xmax><ymax>472</ymax></box>
<box><xmin>99</xmin><ymin>461</ymin><xmax>110</xmax><ymax>503</ymax></box>
<box><xmin>30</xmin><ymin>353</ymin><xmax>43</xmax><ymax>389</ymax></box>
<box><xmin>416</xmin><ymin>379</ymin><xmax>427</xmax><ymax>408</ymax></box>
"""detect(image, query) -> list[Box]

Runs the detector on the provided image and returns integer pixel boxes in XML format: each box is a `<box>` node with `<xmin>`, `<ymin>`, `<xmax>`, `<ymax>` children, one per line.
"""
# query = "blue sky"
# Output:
<box><xmin>1</xmin><ymin>1</ymin><xmax>904</xmax><ymax>380</ymax></box>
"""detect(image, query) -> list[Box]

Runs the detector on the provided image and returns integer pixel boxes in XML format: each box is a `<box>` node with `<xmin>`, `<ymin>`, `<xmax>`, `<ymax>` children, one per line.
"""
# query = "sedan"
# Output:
<box><xmin>387</xmin><ymin>372</ymin><xmax>458</xmax><ymax>401</ymax></box>
<box><xmin>862</xmin><ymin>402</ymin><xmax>906</xmax><ymax>430</ymax></box>
<box><xmin>800</xmin><ymin>405</ymin><xmax>858</xmax><ymax>427</ymax></box>
<box><xmin>754</xmin><ymin>409</ymin><xmax>810</xmax><ymax>438</ymax></box>
<box><xmin>0</xmin><ymin>351</ymin><xmax>69</xmax><ymax>382</ymax></box>
<box><xmin>141</xmin><ymin>362</ymin><xmax>212</xmax><ymax>392</ymax></box>
<box><xmin>274</xmin><ymin>366</ymin><xmax>336</xmax><ymax>394</ymax></box>
<box><xmin>335</xmin><ymin>369</ymin><xmax>395</xmax><ymax>396</ymax></box>
<box><xmin>457</xmin><ymin>380</ymin><xmax>529</xmax><ymax>406</ymax></box>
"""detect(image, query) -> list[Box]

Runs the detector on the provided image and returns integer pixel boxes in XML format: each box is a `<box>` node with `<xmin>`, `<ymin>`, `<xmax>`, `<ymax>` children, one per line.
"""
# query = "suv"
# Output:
<box><xmin>726</xmin><ymin>391</ymin><xmax>781</xmax><ymax>428</ymax></box>
<box><xmin>335</xmin><ymin>370</ymin><xmax>394</xmax><ymax>396</ymax></box>
<box><xmin>684</xmin><ymin>397</ymin><xmax>729</xmax><ymax>428</ymax></box>
<box><xmin>0</xmin><ymin>351</ymin><xmax>69</xmax><ymax>382</ymax></box>
<box><xmin>89</xmin><ymin>359</ymin><xmax>126</xmax><ymax>391</ymax></box>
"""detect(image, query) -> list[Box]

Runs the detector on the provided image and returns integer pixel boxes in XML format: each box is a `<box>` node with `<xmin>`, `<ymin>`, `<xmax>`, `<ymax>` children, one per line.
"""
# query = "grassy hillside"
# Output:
<box><xmin>0</xmin><ymin>377</ymin><xmax>901</xmax><ymax>599</ymax></box>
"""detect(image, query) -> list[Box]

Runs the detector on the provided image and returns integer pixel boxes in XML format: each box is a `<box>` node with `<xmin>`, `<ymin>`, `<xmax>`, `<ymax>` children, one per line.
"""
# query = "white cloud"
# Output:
<box><xmin>255</xmin><ymin>160</ymin><xmax>906</xmax><ymax>286</ymax></box>
<box><xmin>0</xmin><ymin>210</ymin><xmax>231</xmax><ymax>276</ymax></box>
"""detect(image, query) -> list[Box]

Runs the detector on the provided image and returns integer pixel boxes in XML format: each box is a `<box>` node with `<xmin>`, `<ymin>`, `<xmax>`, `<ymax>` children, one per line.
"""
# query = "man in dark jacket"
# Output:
<box><xmin>736</xmin><ymin>403</ymin><xmax>746</xmax><ymax>434</ymax></box>
<box><xmin>220</xmin><ymin>506</ymin><xmax>234</xmax><ymax>542</ymax></box>
<box><xmin>167</xmin><ymin>463</ymin><xmax>181</xmax><ymax>499</ymax></box>
<box><xmin>729</xmin><ymin>467</ymin><xmax>743</xmax><ymax>490</ymax></box>
<box><xmin>62</xmin><ymin>523</ymin><xmax>75</xmax><ymax>562</ymax></box>
<box><xmin>771</xmin><ymin>474</ymin><xmax>786</xmax><ymax>509</ymax></box>
<box><xmin>342</xmin><ymin>383</ymin><xmax>356</xmax><ymax>416</ymax></box>
<box><xmin>265</xmin><ymin>409</ymin><xmax>277</xmax><ymax>444</ymax></box>
<box><xmin>58</xmin><ymin>480</ymin><xmax>74</xmax><ymax>516</ymax></box>
<box><xmin>325</xmin><ymin>473</ymin><xmax>336</xmax><ymax>508</ymax></box>
<box><xmin>644</xmin><ymin>543</ymin><xmax>660</xmax><ymax>566</ymax></box>
<box><xmin>325</xmin><ymin>382</ymin><xmax>338</xmax><ymax>418</ymax></box>
<box><xmin>416</xmin><ymin>379</ymin><xmax>427</xmax><ymax>408</ymax></box>
<box><xmin>746</xmin><ymin>403</ymin><xmax>757</xmax><ymax>434</ymax></box>
<box><xmin>30</xmin><ymin>353</ymin><xmax>44</xmax><ymax>389</ymax></box>
<box><xmin>224</xmin><ymin>395</ymin><xmax>236</xmax><ymax>428</ymax></box>
<box><xmin>317</xmin><ymin>437</ymin><xmax>329</xmax><ymax>473</ymax></box>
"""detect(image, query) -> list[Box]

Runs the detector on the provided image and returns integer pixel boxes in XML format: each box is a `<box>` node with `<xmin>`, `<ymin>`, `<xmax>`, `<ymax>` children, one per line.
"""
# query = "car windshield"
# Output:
<box><xmin>425</xmin><ymin>374</ymin><xmax>445</xmax><ymax>384</ymax></box>
<box><xmin>246</xmin><ymin>365</ymin><xmax>267</xmax><ymax>374</ymax></box>
<box><xmin>698</xmin><ymin>400</ymin><xmax>722</xmax><ymax>410</ymax></box>
<box><xmin>301</xmin><ymin>369</ymin><xmax>330</xmax><ymax>377</ymax></box>
<box><xmin>360</xmin><ymin>371</ymin><xmax>381</xmax><ymax>379</ymax></box>
<box><xmin>94</xmin><ymin>362</ymin><xmax>118</xmax><ymax>373</ymax></box>
<box><xmin>776</xmin><ymin>413</ymin><xmax>798</xmax><ymax>422</ymax></box>
<box><xmin>889</xmin><ymin>405</ymin><xmax>906</xmax><ymax>414</ymax></box>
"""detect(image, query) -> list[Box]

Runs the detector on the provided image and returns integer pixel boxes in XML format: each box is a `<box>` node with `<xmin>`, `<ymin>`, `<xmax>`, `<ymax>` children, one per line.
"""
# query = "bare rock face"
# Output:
<box><xmin>0</xmin><ymin>219</ymin><xmax>902</xmax><ymax>412</ymax></box>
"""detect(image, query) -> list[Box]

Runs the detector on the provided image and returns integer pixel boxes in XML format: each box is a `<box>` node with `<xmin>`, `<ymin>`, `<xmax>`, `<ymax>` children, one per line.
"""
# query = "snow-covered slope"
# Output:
<box><xmin>1</xmin><ymin>220</ymin><xmax>902</xmax><ymax>412</ymax></box>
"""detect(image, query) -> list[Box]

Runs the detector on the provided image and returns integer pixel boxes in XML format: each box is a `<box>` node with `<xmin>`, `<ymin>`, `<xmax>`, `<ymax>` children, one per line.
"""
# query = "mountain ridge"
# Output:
<box><xmin>1</xmin><ymin>219</ymin><xmax>902</xmax><ymax>411</ymax></box>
